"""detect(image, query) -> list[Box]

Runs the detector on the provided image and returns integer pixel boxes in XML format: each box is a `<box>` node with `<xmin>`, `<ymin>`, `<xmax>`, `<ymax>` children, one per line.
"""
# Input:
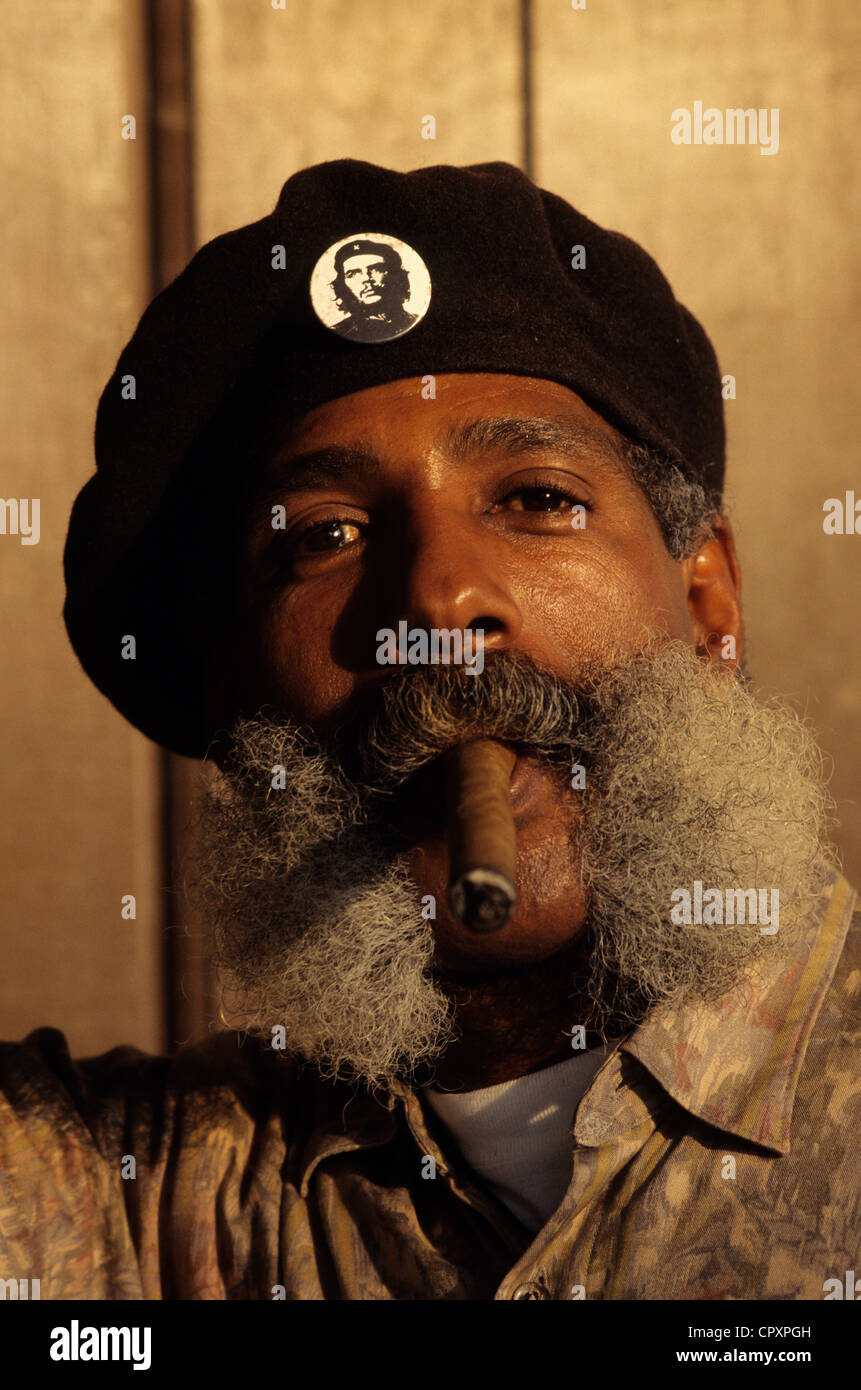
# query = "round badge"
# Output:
<box><xmin>309</xmin><ymin>233</ymin><xmax>431</xmax><ymax>344</ymax></box>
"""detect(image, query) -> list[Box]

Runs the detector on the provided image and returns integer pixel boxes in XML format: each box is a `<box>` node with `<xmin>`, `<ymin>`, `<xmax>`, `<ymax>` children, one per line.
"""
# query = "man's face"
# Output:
<box><xmin>342</xmin><ymin>253</ymin><xmax>389</xmax><ymax>306</ymax></box>
<box><xmin>238</xmin><ymin>374</ymin><xmax>723</xmax><ymax>974</ymax></box>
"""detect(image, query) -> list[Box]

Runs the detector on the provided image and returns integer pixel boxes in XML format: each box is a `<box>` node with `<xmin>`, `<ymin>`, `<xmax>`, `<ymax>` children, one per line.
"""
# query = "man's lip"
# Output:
<box><xmin>509</xmin><ymin>752</ymin><xmax>543</xmax><ymax>812</ymax></box>
<box><xmin>384</xmin><ymin>748</ymin><xmax>547</xmax><ymax>845</ymax></box>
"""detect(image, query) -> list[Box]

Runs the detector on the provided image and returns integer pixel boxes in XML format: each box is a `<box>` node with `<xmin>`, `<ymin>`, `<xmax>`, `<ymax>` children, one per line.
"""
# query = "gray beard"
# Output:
<box><xmin>190</xmin><ymin>641</ymin><xmax>836</xmax><ymax>1096</ymax></box>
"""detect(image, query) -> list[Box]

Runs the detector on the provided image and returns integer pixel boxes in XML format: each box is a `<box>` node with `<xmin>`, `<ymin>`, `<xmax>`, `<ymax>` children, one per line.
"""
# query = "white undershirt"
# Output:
<box><xmin>421</xmin><ymin>1044</ymin><xmax>615</xmax><ymax>1234</ymax></box>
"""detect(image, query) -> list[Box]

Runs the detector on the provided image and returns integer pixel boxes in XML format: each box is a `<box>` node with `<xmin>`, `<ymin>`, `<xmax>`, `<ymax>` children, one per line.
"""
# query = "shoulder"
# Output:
<box><xmin>0</xmin><ymin>1027</ymin><xmax>314</xmax><ymax>1295</ymax></box>
<box><xmin>0</xmin><ymin>1025</ymin><xmax>305</xmax><ymax>1161</ymax></box>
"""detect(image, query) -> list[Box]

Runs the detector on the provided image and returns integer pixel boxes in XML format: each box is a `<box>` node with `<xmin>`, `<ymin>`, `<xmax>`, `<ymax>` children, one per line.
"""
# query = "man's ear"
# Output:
<box><xmin>681</xmin><ymin>517</ymin><xmax>744</xmax><ymax>670</ymax></box>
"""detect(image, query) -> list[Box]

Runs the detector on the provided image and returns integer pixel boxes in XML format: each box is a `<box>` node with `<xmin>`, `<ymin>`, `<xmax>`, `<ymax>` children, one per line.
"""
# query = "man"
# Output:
<box><xmin>327</xmin><ymin>236</ymin><xmax>419</xmax><ymax>341</ymax></box>
<box><xmin>1</xmin><ymin>160</ymin><xmax>858</xmax><ymax>1301</ymax></box>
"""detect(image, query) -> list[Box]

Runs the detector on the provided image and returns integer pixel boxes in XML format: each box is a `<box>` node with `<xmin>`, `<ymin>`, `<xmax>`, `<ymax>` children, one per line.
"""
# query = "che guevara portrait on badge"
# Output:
<box><xmin>309</xmin><ymin>232</ymin><xmax>432</xmax><ymax>344</ymax></box>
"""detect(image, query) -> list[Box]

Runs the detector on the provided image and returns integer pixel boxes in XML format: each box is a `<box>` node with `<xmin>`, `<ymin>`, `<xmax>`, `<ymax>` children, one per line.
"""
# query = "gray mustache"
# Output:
<box><xmin>343</xmin><ymin>653</ymin><xmax>597</xmax><ymax>791</ymax></box>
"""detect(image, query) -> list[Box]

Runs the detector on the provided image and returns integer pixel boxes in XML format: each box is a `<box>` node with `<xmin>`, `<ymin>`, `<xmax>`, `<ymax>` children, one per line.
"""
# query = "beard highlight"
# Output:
<box><xmin>190</xmin><ymin>642</ymin><xmax>836</xmax><ymax>1095</ymax></box>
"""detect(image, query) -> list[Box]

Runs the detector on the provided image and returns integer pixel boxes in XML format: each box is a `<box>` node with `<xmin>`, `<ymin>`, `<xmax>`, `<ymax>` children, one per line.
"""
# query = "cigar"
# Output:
<box><xmin>445</xmin><ymin>739</ymin><xmax>518</xmax><ymax>932</ymax></box>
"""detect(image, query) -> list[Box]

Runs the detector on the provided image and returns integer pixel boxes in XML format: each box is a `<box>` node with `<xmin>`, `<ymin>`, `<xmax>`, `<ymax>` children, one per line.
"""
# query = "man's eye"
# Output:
<box><xmin>296</xmin><ymin>519</ymin><xmax>363</xmax><ymax>554</ymax></box>
<box><xmin>503</xmin><ymin>485</ymin><xmax>588</xmax><ymax>513</ymax></box>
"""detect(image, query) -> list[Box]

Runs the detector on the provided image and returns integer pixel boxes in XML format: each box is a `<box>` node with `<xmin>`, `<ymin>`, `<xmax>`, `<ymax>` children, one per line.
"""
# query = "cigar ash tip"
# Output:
<box><xmin>448</xmin><ymin>868</ymin><xmax>516</xmax><ymax>933</ymax></box>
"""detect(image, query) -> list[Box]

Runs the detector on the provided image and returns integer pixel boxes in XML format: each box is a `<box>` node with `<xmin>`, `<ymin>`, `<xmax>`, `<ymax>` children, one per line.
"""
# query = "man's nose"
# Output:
<box><xmin>385</xmin><ymin>501</ymin><xmax>523</xmax><ymax>655</ymax></box>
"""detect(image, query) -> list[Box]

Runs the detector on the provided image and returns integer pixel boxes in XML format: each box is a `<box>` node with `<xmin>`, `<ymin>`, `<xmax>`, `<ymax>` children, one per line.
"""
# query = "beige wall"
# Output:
<box><xmin>0</xmin><ymin>0</ymin><xmax>163</xmax><ymax>1054</ymax></box>
<box><xmin>193</xmin><ymin>0</ymin><xmax>524</xmax><ymax>240</ymax></box>
<box><xmin>2</xmin><ymin>0</ymin><xmax>858</xmax><ymax>1055</ymax></box>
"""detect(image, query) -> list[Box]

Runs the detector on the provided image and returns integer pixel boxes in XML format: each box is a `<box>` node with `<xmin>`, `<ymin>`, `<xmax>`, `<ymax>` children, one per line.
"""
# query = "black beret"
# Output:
<box><xmin>64</xmin><ymin>158</ymin><xmax>725</xmax><ymax>758</ymax></box>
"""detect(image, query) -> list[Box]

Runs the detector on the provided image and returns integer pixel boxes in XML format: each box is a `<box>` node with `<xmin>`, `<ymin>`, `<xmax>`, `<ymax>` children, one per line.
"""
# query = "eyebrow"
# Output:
<box><xmin>248</xmin><ymin>414</ymin><xmax>629</xmax><ymax>530</ymax></box>
<box><xmin>248</xmin><ymin>445</ymin><xmax>382</xmax><ymax>532</ymax></box>
<box><xmin>440</xmin><ymin>416</ymin><xmax>629</xmax><ymax>471</ymax></box>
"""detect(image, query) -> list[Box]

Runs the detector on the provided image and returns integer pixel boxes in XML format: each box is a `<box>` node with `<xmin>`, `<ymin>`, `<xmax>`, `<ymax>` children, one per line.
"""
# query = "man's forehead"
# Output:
<box><xmin>270</xmin><ymin>376</ymin><xmax>626</xmax><ymax>460</ymax></box>
<box><xmin>259</xmin><ymin>410</ymin><xmax>631</xmax><ymax>498</ymax></box>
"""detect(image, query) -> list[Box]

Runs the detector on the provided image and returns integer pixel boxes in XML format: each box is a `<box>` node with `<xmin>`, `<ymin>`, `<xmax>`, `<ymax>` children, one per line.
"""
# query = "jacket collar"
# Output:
<box><xmin>619</xmin><ymin>870</ymin><xmax>856</xmax><ymax>1154</ymax></box>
